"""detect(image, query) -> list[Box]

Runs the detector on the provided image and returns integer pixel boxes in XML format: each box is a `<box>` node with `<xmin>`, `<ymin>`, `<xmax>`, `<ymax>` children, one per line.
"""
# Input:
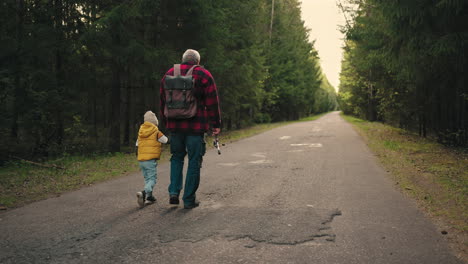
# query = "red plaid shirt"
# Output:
<box><xmin>160</xmin><ymin>62</ymin><xmax>221</xmax><ymax>134</ymax></box>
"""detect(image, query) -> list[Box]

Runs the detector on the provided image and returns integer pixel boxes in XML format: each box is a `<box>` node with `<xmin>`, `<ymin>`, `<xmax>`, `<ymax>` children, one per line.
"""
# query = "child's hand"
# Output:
<box><xmin>158</xmin><ymin>134</ymin><xmax>169</xmax><ymax>144</ymax></box>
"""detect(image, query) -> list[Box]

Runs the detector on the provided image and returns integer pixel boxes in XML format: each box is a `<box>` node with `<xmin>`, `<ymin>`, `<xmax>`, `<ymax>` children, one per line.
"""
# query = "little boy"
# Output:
<box><xmin>136</xmin><ymin>111</ymin><xmax>168</xmax><ymax>208</ymax></box>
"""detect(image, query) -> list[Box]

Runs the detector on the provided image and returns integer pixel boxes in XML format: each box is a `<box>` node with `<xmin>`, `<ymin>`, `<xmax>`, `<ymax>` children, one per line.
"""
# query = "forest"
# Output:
<box><xmin>0</xmin><ymin>0</ymin><xmax>338</xmax><ymax>161</ymax></box>
<box><xmin>338</xmin><ymin>0</ymin><xmax>468</xmax><ymax>147</ymax></box>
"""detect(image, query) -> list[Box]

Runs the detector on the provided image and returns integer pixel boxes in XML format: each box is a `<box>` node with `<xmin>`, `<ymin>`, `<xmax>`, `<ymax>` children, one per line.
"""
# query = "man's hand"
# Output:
<box><xmin>212</xmin><ymin>127</ymin><xmax>221</xmax><ymax>136</ymax></box>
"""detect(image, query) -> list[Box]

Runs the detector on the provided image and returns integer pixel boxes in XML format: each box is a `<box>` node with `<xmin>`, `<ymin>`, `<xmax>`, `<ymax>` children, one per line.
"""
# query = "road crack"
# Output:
<box><xmin>157</xmin><ymin>207</ymin><xmax>342</xmax><ymax>246</ymax></box>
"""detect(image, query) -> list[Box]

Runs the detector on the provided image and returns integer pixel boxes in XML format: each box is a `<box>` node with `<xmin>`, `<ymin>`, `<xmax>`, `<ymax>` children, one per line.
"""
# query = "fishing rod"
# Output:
<box><xmin>213</xmin><ymin>135</ymin><xmax>221</xmax><ymax>155</ymax></box>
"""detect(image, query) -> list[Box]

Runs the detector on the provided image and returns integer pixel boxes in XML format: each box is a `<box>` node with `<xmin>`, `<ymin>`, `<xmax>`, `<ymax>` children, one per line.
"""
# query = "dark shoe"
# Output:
<box><xmin>137</xmin><ymin>191</ymin><xmax>146</xmax><ymax>208</ymax></box>
<box><xmin>169</xmin><ymin>195</ymin><xmax>179</xmax><ymax>205</ymax></box>
<box><xmin>145</xmin><ymin>196</ymin><xmax>156</xmax><ymax>205</ymax></box>
<box><xmin>184</xmin><ymin>201</ymin><xmax>200</xmax><ymax>209</ymax></box>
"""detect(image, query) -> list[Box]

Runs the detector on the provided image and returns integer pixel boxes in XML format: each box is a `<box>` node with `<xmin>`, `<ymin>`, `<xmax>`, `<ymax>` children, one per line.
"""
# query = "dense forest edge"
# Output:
<box><xmin>337</xmin><ymin>0</ymin><xmax>468</xmax><ymax>148</ymax></box>
<box><xmin>0</xmin><ymin>0</ymin><xmax>338</xmax><ymax>163</ymax></box>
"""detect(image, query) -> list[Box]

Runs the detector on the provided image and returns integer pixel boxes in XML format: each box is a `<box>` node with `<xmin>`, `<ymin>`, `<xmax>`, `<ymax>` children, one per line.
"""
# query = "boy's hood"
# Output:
<box><xmin>139</xmin><ymin>122</ymin><xmax>159</xmax><ymax>138</ymax></box>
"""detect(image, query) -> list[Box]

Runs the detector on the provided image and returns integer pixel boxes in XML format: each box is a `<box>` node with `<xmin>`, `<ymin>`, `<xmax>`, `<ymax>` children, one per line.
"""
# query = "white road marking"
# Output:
<box><xmin>251</xmin><ymin>153</ymin><xmax>266</xmax><ymax>158</ymax></box>
<box><xmin>306</xmin><ymin>204</ymin><xmax>314</xmax><ymax>207</ymax></box>
<box><xmin>249</xmin><ymin>160</ymin><xmax>273</xmax><ymax>164</ymax></box>
<box><xmin>217</xmin><ymin>163</ymin><xmax>240</xmax><ymax>166</ymax></box>
<box><xmin>208</xmin><ymin>203</ymin><xmax>223</xmax><ymax>209</ymax></box>
<box><xmin>309</xmin><ymin>143</ymin><xmax>323</xmax><ymax>148</ymax></box>
<box><xmin>290</xmin><ymin>143</ymin><xmax>323</xmax><ymax>147</ymax></box>
<box><xmin>312</xmin><ymin>128</ymin><xmax>322</xmax><ymax>132</ymax></box>
<box><xmin>279</xmin><ymin>136</ymin><xmax>291</xmax><ymax>140</ymax></box>
<box><xmin>301</xmin><ymin>241</ymin><xmax>322</xmax><ymax>246</ymax></box>
<box><xmin>287</xmin><ymin>149</ymin><xmax>305</xmax><ymax>153</ymax></box>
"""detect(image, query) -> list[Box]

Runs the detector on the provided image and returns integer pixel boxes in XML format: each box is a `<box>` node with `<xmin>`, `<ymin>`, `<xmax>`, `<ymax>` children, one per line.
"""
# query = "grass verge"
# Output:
<box><xmin>342</xmin><ymin>113</ymin><xmax>467</xmax><ymax>258</ymax></box>
<box><xmin>0</xmin><ymin>113</ymin><xmax>327</xmax><ymax>210</ymax></box>
<box><xmin>0</xmin><ymin>153</ymin><xmax>141</xmax><ymax>209</ymax></box>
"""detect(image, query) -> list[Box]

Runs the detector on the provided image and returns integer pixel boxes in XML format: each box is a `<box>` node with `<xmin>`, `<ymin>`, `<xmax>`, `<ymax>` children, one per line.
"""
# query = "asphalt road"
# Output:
<box><xmin>0</xmin><ymin>112</ymin><xmax>462</xmax><ymax>264</ymax></box>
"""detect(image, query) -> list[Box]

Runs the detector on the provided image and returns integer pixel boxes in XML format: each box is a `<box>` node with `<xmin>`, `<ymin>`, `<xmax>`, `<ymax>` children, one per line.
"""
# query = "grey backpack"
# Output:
<box><xmin>163</xmin><ymin>64</ymin><xmax>199</xmax><ymax>119</ymax></box>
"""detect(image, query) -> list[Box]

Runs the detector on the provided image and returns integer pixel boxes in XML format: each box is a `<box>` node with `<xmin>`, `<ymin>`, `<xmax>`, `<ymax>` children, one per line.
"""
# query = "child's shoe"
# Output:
<box><xmin>145</xmin><ymin>196</ymin><xmax>156</xmax><ymax>205</ymax></box>
<box><xmin>137</xmin><ymin>191</ymin><xmax>146</xmax><ymax>208</ymax></box>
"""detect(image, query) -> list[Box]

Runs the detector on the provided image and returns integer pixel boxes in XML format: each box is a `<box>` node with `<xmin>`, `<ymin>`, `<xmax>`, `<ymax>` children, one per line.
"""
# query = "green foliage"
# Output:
<box><xmin>383</xmin><ymin>140</ymin><xmax>400</xmax><ymax>151</ymax></box>
<box><xmin>0</xmin><ymin>0</ymin><xmax>336</xmax><ymax>162</ymax></box>
<box><xmin>314</xmin><ymin>74</ymin><xmax>338</xmax><ymax>113</ymax></box>
<box><xmin>338</xmin><ymin>0</ymin><xmax>468</xmax><ymax>146</ymax></box>
<box><xmin>263</xmin><ymin>0</ymin><xmax>328</xmax><ymax>121</ymax></box>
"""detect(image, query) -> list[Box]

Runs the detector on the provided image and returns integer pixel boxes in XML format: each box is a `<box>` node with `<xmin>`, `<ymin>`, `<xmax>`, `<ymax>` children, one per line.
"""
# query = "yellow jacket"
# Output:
<box><xmin>137</xmin><ymin>122</ymin><xmax>165</xmax><ymax>161</ymax></box>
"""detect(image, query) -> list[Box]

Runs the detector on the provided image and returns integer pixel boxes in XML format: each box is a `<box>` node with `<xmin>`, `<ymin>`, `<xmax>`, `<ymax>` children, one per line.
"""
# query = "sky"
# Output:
<box><xmin>299</xmin><ymin>0</ymin><xmax>347</xmax><ymax>90</ymax></box>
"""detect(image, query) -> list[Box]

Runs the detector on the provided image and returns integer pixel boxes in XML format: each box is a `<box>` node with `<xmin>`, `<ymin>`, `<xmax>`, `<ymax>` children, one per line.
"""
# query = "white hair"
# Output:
<box><xmin>182</xmin><ymin>49</ymin><xmax>200</xmax><ymax>64</ymax></box>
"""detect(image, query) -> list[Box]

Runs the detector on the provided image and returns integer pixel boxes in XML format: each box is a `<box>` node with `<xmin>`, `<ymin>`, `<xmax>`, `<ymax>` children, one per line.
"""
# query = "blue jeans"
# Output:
<box><xmin>139</xmin><ymin>159</ymin><xmax>158</xmax><ymax>196</ymax></box>
<box><xmin>168</xmin><ymin>133</ymin><xmax>205</xmax><ymax>205</ymax></box>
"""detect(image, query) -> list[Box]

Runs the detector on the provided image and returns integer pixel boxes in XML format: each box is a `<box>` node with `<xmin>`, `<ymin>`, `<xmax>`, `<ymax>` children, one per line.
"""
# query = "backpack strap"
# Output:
<box><xmin>173</xmin><ymin>64</ymin><xmax>181</xmax><ymax>76</ymax></box>
<box><xmin>174</xmin><ymin>64</ymin><xmax>199</xmax><ymax>76</ymax></box>
<box><xmin>186</xmin><ymin>65</ymin><xmax>199</xmax><ymax>76</ymax></box>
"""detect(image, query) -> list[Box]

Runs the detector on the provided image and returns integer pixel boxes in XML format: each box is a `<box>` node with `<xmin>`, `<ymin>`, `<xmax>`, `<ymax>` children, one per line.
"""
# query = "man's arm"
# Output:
<box><xmin>202</xmin><ymin>70</ymin><xmax>221</xmax><ymax>132</ymax></box>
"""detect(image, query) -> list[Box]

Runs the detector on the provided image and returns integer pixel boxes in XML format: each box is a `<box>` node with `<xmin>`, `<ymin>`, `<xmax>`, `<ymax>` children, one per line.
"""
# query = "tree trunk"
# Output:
<box><xmin>11</xmin><ymin>0</ymin><xmax>25</xmax><ymax>139</ymax></box>
<box><xmin>89</xmin><ymin>65</ymin><xmax>98</xmax><ymax>140</ymax></box>
<box><xmin>55</xmin><ymin>48</ymin><xmax>64</xmax><ymax>145</ymax></box>
<box><xmin>109</xmin><ymin>61</ymin><xmax>122</xmax><ymax>152</ymax></box>
<box><xmin>422</xmin><ymin>113</ymin><xmax>427</xmax><ymax>138</ymax></box>
<box><xmin>54</xmin><ymin>0</ymin><xmax>64</xmax><ymax>146</ymax></box>
<box><xmin>89</xmin><ymin>1</ymin><xmax>98</xmax><ymax>141</ymax></box>
<box><xmin>123</xmin><ymin>68</ymin><xmax>130</xmax><ymax>146</ymax></box>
